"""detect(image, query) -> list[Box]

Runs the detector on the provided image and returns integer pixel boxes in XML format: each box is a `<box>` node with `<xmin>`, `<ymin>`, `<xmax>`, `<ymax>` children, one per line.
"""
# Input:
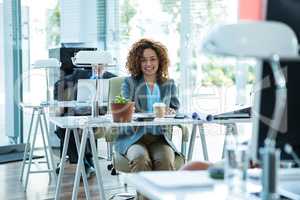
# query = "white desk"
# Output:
<box><xmin>49</xmin><ymin>115</ymin><xmax>251</xmax><ymax>200</ymax></box>
<box><xmin>49</xmin><ymin>115</ymin><xmax>204</xmax><ymax>200</ymax></box>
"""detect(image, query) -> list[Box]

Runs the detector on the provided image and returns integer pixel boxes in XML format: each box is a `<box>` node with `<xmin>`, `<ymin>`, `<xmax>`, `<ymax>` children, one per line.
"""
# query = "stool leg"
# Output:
<box><xmin>55</xmin><ymin>128</ymin><xmax>70</xmax><ymax>200</ymax></box>
<box><xmin>23</xmin><ymin>109</ymin><xmax>40</xmax><ymax>191</ymax></box>
<box><xmin>39</xmin><ymin>113</ymin><xmax>52</xmax><ymax>180</ymax></box>
<box><xmin>89</xmin><ymin>128</ymin><xmax>106</xmax><ymax>200</ymax></box>
<box><xmin>41</xmin><ymin>109</ymin><xmax>57</xmax><ymax>181</ymax></box>
<box><xmin>72</xmin><ymin>128</ymin><xmax>89</xmax><ymax>200</ymax></box>
<box><xmin>20</xmin><ymin>108</ymin><xmax>36</xmax><ymax>181</ymax></box>
<box><xmin>73</xmin><ymin>129</ymin><xmax>91</xmax><ymax>200</ymax></box>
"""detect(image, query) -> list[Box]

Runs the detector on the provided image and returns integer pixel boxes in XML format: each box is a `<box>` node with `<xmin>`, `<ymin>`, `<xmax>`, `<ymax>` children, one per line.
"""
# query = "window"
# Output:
<box><xmin>117</xmin><ymin>0</ymin><xmax>243</xmax><ymax>114</ymax></box>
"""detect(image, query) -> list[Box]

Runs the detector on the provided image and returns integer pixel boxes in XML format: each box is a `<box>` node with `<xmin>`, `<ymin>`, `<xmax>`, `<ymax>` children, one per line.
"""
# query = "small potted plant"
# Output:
<box><xmin>111</xmin><ymin>95</ymin><xmax>134</xmax><ymax>122</ymax></box>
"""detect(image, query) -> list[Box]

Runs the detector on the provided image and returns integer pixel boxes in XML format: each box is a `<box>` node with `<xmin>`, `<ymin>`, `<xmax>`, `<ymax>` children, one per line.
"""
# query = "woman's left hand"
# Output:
<box><xmin>166</xmin><ymin>107</ymin><xmax>176</xmax><ymax>115</ymax></box>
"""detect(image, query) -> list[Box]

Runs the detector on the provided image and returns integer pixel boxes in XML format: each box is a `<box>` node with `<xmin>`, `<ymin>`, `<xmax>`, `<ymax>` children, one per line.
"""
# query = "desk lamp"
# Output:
<box><xmin>33</xmin><ymin>58</ymin><xmax>60</xmax><ymax>102</ymax></box>
<box><xmin>72</xmin><ymin>50</ymin><xmax>113</xmax><ymax>117</ymax></box>
<box><xmin>202</xmin><ymin>21</ymin><xmax>299</xmax><ymax>200</ymax></box>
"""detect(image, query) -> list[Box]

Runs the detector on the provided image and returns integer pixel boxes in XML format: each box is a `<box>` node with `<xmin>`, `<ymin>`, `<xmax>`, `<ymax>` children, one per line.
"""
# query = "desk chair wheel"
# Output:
<box><xmin>108</xmin><ymin>192</ymin><xmax>135</xmax><ymax>200</ymax></box>
<box><xmin>107</xmin><ymin>163</ymin><xmax>113</xmax><ymax>171</ymax></box>
<box><xmin>111</xmin><ymin>168</ymin><xmax>118</xmax><ymax>175</ymax></box>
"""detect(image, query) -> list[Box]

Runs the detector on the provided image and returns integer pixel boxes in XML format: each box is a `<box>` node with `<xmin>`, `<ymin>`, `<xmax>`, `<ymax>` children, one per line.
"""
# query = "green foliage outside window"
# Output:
<box><xmin>201</xmin><ymin>59</ymin><xmax>255</xmax><ymax>87</ymax></box>
<box><xmin>120</xmin><ymin>0</ymin><xmax>137</xmax><ymax>39</ymax></box>
<box><xmin>47</xmin><ymin>2</ymin><xmax>60</xmax><ymax>47</ymax></box>
<box><xmin>201</xmin><ymin>62</ymin><xmax>235</xmax><ymax>87</ymax></box>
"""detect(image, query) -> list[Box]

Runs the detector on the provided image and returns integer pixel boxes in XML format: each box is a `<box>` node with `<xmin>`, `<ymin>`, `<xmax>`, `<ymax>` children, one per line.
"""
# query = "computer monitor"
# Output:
<box><xmin>265</xmin><ymin>0</ymin><xmax>300</xmax><ymax>45</ymax></box>
<box><xmin>250</xmin><ymin>0</ymin><xmax>300</xmax><ymax>163</ymax></box>
<box><xmin>251</xmin><ymin>59</ymin><xmax>300</xmax><ymax>162</ymax></box>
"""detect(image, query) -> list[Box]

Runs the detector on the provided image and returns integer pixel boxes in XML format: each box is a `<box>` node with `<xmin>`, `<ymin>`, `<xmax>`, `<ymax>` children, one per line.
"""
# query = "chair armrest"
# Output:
<box><xmin>173</xmin><ymin>124</ymin><xmax>189</xmax><ymax>159</ymax></box>
<box><xmin>174</xmin><ymin>124</ymin><xmax>189</xmax><ymax>142</ymax></box>
<box><xmin>94</xmin><ymin>127</ymin><xmax>106</xmax><ymax>139</ymax></box>
<box><xmin>104</xmin><ymin>127</ymin><xmax>119</xmax><ymax>142</ymax></box>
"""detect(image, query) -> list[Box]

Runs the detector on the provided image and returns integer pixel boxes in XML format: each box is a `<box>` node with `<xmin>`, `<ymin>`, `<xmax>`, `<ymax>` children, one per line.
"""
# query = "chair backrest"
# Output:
<box><xmin>108</xmin><ymin>76</ymin><xmax>125</xmax><ymax>110</ymax></box>
<box><xmin>202</xmin><ymin>21</ymin><xmax>299</xmax><ymax>58</ymax></box>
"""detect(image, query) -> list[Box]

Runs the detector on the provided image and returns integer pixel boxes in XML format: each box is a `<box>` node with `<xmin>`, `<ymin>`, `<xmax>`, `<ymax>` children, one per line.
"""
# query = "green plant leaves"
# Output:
<box><xmin>113</xmin><ymin>95</ymin><xmax>129</xmax><ymax>104</ymax></box>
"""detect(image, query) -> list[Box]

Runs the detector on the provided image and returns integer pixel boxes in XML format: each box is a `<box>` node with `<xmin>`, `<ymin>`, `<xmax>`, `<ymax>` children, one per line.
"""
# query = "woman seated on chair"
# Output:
<box><xmin>115</xmin><ymin>38</ymin><xmax>179</xmax><ymax>172</ymax></box>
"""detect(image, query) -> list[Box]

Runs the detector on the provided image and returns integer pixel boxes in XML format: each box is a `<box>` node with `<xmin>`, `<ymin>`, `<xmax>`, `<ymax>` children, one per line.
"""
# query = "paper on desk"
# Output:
<box><xmin>138</xmin><ymin>171</ymin><xmax>214</xmax><ymax>189</ymax></box>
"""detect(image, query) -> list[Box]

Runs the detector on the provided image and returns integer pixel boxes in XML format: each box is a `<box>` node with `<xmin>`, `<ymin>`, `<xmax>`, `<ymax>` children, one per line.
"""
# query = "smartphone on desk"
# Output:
<box><xmin>134</xmin><ymin>113</ymin><xmax>155</xmax><ymax>121</ymax></box>
<box><xmin>174</xmin><ymin>113</ymin><xmax>187</xmax><ymax>119</ymax></box>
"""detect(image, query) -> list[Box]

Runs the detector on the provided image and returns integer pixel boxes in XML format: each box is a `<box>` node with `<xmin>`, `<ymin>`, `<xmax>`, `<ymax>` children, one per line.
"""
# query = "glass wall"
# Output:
<box><xmin>0</xmin><ymin>0</ymin><xmax>58</xmax><ymax>146</ymax></box>
<box><xmin>21</xmin><ymin>0</ymin><xmax>59</xmax><ymax>146</ymax></box>
<box><xmin>0</xmin><ymin>2</ymin><xmax>7</xmax><ymax>145</ymax></box>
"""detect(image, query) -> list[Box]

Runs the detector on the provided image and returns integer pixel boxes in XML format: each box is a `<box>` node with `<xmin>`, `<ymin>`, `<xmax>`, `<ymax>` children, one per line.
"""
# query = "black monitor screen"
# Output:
<box><xmin>254</xmin><ymin>60</ymin><xmax>300</xmax><ymax>160</ymax></box>
<box><xmin>266</xmin><ymin>0</ymin><xmax>300</xmax><ymax>44</ymax></box>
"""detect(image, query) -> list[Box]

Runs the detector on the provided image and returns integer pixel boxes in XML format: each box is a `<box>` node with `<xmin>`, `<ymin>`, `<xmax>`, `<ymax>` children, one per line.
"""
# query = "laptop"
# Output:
<box><xmin>77</xmin><ymin>79</ymin><xmax>109</xmax><ymax>104</ymax></box>
<box><xmin>279</xmin><ymin>181</ymin><xmax>300</xmax><ymax>200</ymax></box>
<box><xmin>213</xmin><ymin>107</ymin><xmax>251</xmax><ymax>120</ymax></box>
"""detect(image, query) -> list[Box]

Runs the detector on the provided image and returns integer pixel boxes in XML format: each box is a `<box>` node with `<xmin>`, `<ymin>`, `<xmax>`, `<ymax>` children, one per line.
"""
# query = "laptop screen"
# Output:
<box><xmin>77</xmin><ymin>79</ymin><xmax>109</xmax><ymax>104</ymax></box>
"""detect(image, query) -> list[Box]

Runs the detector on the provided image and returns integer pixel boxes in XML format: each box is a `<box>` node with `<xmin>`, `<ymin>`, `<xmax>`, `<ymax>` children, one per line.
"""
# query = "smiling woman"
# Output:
<box><xmin>116</xmin><ymin>38</ymin><xmax>181</xmax><ymax>200</ymax></box>
<box><xmin>117</xmin><ymin>38</ymin><xmax>179</xmax><ymax>158</ymax></box>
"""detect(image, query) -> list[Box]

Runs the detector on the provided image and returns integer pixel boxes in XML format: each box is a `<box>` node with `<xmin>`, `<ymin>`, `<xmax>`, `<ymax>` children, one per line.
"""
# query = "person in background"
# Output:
<box><xmin>90</xmin><ymin>64</ymin><xmax>115</xmax><ymax>79</ymax></box>
<box><xmin>54</xmin><ymin>64</ymin><xmax>116</xmax><ymax>179</ymax></box>
<box><xmin>81</xmin><ymin>64</ymin><xmax>116</xmax><ymax>178</ymax></box>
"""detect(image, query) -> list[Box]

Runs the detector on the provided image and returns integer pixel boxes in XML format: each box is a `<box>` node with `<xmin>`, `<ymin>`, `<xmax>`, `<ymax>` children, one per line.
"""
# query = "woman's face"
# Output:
<box><xmin>140</xmin><ymin>48</ymin><xmax>159</xmax><ymax>77</ymax></box>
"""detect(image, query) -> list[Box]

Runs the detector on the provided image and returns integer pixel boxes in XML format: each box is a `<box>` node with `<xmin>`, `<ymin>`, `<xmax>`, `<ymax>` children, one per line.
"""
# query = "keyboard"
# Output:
<box><xmin>213</xmin><ymin>107</ymin><xmax>251</xmax><ymax>119</ymax></box>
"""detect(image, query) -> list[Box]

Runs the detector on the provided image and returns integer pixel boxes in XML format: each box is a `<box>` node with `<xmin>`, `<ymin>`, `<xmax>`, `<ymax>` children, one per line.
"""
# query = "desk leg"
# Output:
<box><xmin>73</xmin><ymin>129</ymin><xmax>91</xmax><ymax>200</ymax></box>
<box><xmin>72</xmin><ymin>128</ymin><xmax>88</xmax><ymax>200</ymax></box>
<box><xmin>187</xmin><ymin>124</ymin><xmax>197</xmax><ymax>161</ymax></box>
<box><xmin>198</xmin><ymin>124</ymin><xmax>209</xmax><ymax>161</ymax></box>
<box><xmin>89</xmin><ymin>127</ymin><xmax>106</xmax><ymax>200</ymax></box>
<box><xmin>20</xmin><ymin>108</ymin><xmax>36</xmax><ymax>181</ymax></box>
<box><xmin>55</xmin><ymin>128</ymin><xmax>70</xmax><ymax>200</ymax></box>
<box><xmin>41</xmin><ymin>109</ymin><xmax>57</xmax><ymax>181</ymax></box>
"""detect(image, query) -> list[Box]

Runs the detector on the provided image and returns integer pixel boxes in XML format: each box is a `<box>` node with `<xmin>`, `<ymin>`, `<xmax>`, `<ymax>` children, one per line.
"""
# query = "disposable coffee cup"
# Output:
<box><xmin>153</xmin><ymin>102</ymin><xmax>166</xmax><ymax>118</ymax></box>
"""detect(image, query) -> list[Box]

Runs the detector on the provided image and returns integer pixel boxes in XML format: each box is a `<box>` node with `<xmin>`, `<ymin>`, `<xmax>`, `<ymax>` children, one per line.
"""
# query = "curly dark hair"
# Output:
<box><xmin>125</xmin><ymin>38</ymin><xmax>170</xmax><ymax>83</ymax></box>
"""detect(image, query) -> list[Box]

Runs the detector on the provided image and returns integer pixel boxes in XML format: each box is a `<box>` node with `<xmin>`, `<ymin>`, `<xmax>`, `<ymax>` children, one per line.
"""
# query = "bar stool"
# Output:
<box><xmin>20</xmin><ymin>58</ymin><xmax>59</xmax><ymax>191</ymax></box>
<box><xmin>19</xmin><ymin>103</ymin><xmax>57</xmax><ymax>191</ymax></box>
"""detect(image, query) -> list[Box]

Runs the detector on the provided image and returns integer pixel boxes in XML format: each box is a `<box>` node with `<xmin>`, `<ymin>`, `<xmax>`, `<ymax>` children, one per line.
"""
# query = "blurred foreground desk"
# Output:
<box><xmin>124</xmin><ymin>170</ymin><xmax>260</xmax><ymax>200</ymax></box>
<box><xmin>124</xmin><ymin>169</ymin><xmax>300</xmax><ymax>200</ymax></box>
